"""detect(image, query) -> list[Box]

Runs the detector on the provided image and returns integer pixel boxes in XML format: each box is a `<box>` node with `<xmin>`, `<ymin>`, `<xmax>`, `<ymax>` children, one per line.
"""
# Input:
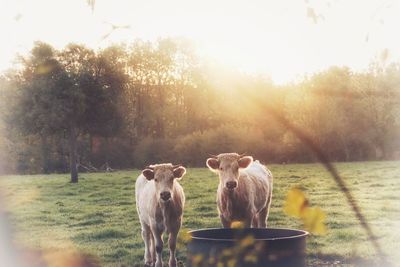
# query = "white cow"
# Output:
<box><xmin>206</xmin><ymin>153</ymin><xmax>273</xmax><ymax>228</ymax></box>
<box><xmin>135</xmin><ymin>163</ymin><xmax>186</xmax><ymax>267</ymax></box>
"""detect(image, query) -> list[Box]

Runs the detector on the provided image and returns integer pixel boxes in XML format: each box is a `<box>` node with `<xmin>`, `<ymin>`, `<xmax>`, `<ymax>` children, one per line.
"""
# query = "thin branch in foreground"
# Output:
<box><xmin>251</xmin><ymin>96</ymin><xmax>388</xmax><ymax>265</ymax></box>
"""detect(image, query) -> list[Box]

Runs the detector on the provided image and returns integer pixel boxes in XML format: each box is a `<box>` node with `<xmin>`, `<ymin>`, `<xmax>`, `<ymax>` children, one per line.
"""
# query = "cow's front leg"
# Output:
<box><xmin>251</xmin><ymin>214</ymin><xmax>259</xmax><ymax>228</ymax></box>
<box><xmin>149</xmin><ymin>230</ymin><xmax>156</xmax><ymax>265</ymax></box>
<box><xmin>242</xmin><ymin>212</ymin><xmax>254</xmax><ymax>228</ymax></box>
<box><xmin>141</xmin><ymin>224</ymin><xmax>153</xmax><ymax>266</ymax></box>
<box><xmin>168</xmin><ymin>231</ymin><xmax>178</xmax><ymax>267</ymax></box>
<box><xmin>220</xmin><ymin>214</ymin><xmax>231</xmax><ymax>228</ymax></box>
<box><xmin>152</xmin><ymin>228</ymin><xmax>164</xmax><ymax>267</ymax></box>
<box><xmin>243</xmin><ymin>218</ymin><xmax>252</xmax><ymax>228</ymax></box>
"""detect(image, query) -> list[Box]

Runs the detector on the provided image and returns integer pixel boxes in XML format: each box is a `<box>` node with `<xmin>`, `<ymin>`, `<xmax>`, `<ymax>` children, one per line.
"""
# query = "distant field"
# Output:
<box><xmin>0</xmin><ymin>161</ymin><xmax>399</xmax><ymax>267</ymax></box>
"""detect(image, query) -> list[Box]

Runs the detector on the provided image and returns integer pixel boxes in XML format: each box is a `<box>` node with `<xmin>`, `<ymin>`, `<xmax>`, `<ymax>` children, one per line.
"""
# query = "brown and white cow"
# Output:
<box><xmin>206</xmin><ymin>153</ymin><xmax>273</xmax><ymax>228</ymax></box>
<box><xmin>135</xmin><ymin>163</ymin><xmax>186</xmax><ymax>267</ymax></box>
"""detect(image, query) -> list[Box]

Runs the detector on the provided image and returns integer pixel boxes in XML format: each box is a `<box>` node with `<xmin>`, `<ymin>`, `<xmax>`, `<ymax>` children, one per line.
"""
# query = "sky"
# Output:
<box><xmin>0</xmin><ymin>0</ymin><xmax>400</xmax><ymax>84</ymax></box>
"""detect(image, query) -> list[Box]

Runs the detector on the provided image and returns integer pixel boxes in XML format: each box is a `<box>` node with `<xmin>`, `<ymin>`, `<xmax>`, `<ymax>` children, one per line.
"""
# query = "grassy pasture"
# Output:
<box><xmin>0</xmin><ymin>161</ymin><xmax>399</xmax><ymax>266</ymax></box>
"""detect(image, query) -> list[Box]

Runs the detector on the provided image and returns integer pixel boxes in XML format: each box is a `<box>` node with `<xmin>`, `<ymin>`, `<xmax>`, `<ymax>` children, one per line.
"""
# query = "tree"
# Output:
<box><xmin>12</xmin><ymin>42</ymin><xmax>81</xmax><ymax>182</ymax></box>
<box><xmin>354</xmin><ymin>63</ymin><xmax>400</xmax><ymax>159</ymax></box>
<box><xmin>12</xmin><ymin>42</ymin><xmax>122</xmax><ymax>182</ymax></box>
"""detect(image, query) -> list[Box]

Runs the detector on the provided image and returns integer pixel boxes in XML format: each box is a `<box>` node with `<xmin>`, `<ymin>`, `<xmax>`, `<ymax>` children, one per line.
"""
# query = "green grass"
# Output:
<box><xmin>1</xmin><ymin>161</ymin><xmax>399</xmax><ymax>266</ymax></box>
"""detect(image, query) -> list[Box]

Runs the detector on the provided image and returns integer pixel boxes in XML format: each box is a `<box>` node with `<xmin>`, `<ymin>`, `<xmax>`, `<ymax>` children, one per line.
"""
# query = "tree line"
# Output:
<box><xmin>0</xmin><ymin>39</ymin><xmax>399</xmax><ymax>181</ymax></box>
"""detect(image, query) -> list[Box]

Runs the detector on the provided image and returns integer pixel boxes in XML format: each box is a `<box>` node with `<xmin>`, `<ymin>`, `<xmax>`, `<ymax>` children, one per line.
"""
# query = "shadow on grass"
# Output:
<box><xmin>70</xmin><ymin>218</ymin><xmax>106</xmax><ymax>227</ymax></box>
<box><xmin>308</xmin><ymin>253</ymin><xmax>381</xmax><ymax>267</ymax></box>
<box><xmin>73</xmin><ymin>228</ymin><xmax>129</xmax><ymax>242</ymax></box>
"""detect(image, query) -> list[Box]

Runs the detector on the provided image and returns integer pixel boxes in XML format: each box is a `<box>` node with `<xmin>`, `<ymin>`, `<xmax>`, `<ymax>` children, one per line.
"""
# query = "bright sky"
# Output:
<box><xmin>1</xmin><ymin>0</ymin><xmax>400</xmax><ymax>84</ymax></box>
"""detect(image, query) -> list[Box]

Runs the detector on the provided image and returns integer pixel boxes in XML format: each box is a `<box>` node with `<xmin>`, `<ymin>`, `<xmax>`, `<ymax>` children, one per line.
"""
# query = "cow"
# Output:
<box><xmin>135</xmin><ymin>163</ymin><xmax>186</xmax><ymax>267</ymax></box>
<box><xmin>206</xmin><ymin>153</ymin><xmax>273</xmax><ymax>228</ymax></box>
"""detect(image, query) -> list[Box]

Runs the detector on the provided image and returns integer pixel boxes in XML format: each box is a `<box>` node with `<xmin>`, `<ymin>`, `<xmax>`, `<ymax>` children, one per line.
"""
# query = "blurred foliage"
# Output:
<box><xmin>191</xmin><ymin>232</ymin><xmax>263</xmax><ymax>267</ymax></box>
<box><xmin>284</xmin><ymin>188</ymin><xmax>326</xmax><ymax>235</ymax></box>
<box><xmin>284</xmin><ymin>187</ymin><xmax>308</xmax><ymax>217</ymax></box>
<box><xmin>231</xmin><ymin>221</ymin><xmax>245</xmax><ymax>229</ymax></box>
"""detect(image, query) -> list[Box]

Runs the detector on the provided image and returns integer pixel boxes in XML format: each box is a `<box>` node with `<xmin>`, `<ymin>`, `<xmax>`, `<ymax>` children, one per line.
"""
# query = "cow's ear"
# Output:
<box><xmin>142</xmin><ymin>169</ymin><xmax>154</xmax><ymax>180</ymax></box>
<box><xmin>238</xmin><ymin>156</ymin><xmax>253</xmax><ymax>169</ymax></box>
<box><xmin>206</xmin><ymin>158</ymin><xmax>219</xmax><ymax>170</ymax></box>
<box><xmin>173</xmin><ymin>166</ymin><xmax>186</xmax><ymax>179</ymax></box>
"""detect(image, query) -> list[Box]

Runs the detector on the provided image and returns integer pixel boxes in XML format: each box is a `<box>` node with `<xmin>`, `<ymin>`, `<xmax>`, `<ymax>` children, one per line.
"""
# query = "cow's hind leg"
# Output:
<box><xmin>258</xmin><ymin>195</ymin><xmax>272</xmax><ymax>228</ymax></box>
<box><xmin>258</xmin><ymin>207</ymin><xmax>268</xmax><ymax>228</ymax></box>
<box><xmin>262</xmin><ymin>192</ymin><xmax>272</xmax><ymax>227</ymax></box>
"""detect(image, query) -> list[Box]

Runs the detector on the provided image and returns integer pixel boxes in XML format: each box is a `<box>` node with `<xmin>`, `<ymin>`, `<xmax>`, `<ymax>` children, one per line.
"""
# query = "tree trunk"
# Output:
<box><xmin>156</xmin><ymin>84</ymin><xmax>165</xmax><ymax>138</ymax></box>
<box><xmin>338</xmin><ymin>134</ymin><xmax>350</xmax><ymax>161</ymax></box>
<box><xmin>69</xmin><ymin>126</ymin><xmax>78</xmax><ymax>183</ymax></box>
<box><xmin>89</xmin><ymin>134</ymin><xmax>93</xmax><ymax>154</ymax></box>
<box><xmin>105</xmin><ymin>137</ymin><xmax>109</xmax><ymax>166</ymax></box>
<box><xmin>155</xmin><ymin>117</ymin><xmax>165</xmax><ymax>138</ymax></box>
<box><xmin>40</xmin><ymin>135</ymin><xmax>49</xmax><ymax>174</ymax></box>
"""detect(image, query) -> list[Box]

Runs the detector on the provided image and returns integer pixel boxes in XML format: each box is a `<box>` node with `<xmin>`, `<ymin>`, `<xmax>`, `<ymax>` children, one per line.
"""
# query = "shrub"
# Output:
<box><xmin>133</xmin><ymin>137</ymin><xmax>176</xmax><ymax>167</ymax></box>
<box><xmin>174</xmin><ymin>125</ymin><xmax>275</xmax><ymax>167</ymax></box>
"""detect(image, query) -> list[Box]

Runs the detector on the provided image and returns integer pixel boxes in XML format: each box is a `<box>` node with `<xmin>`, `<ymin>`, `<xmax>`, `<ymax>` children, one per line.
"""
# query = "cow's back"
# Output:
<box><xmin>135</xmin><ymin>174</ymin><xmax>157</xmax><ymax>224</ymax></box>
<box><xmin>245</xmin><ymin>160</ymin><xmax>271</xmax><ymax>179</ymax></box>
<box><xmin>240</xmin><ymin>161</ymin><xmax>272</xmax><ymax>210</ymax></box>
<box><xmin>135</xmin><ymin>174</ymin><xmax>148</xmax><ymax>205</ymax></box>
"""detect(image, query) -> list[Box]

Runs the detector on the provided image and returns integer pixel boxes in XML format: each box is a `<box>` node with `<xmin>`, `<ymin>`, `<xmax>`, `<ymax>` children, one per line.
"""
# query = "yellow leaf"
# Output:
<box><xmin>231</xmin><ymin>221</ymin><xmax>245</xmax><ymax>229</ymax></box>
<box><xmin>284</xmin><ymin>188</ymin><xmax>308</xmax><ymax>218</ymax></box>
<box><xmin>240</xmin><ymin>235</ymin><xmax>255</xmax><ymax>248</ymax></box>
<box><xmin>178</xmin><ymin>229</ymin><xmax>192</xmax><ymax>242</ymax></box>
<box><xmin>222</xmin><ymin>248</ymin><xmax>233</xmax><ymax>257</ymax></box>
<box><xmin>208</xmin><ymin>256</ymin><xmax>216</xmax><ymax>265</ymax></box>
<box><xmin>244</xmin><ymin>254</ymin><xmax>258</xmax><ymax>263</ymax></box>
<box><xmin>192</xmin><ymin>254</ymin><xmax>204</xmax><ymax>265</ymax></box>
<box><xmin>227</xmin><ymin>259</ymin><xmax>237</xmax><ymax>267</ymax></box>
<box><xmin>301</xmin><ymin>207</ymin><xmax>327</xmax><ymax>235</ymax></box>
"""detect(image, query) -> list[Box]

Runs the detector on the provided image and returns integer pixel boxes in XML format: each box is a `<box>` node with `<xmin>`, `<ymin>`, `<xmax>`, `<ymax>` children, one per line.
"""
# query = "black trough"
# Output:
<box><xmin>187</xmin><ymin>228</ymin><xmax>308</xmax><ymax>267</ymax></box>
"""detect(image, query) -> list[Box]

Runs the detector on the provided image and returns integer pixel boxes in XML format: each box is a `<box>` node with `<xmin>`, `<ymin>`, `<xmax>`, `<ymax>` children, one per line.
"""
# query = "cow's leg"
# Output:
<box><xmin>252</xmin><ymin>214</ymin><xmax>259</xmax><ymax>228</ymax></box>
<box><xmin>220</xmin><ymin>214</ymin><xmax>231</xmax><ymax>228</ymax></box>
<box><xmin>141</xmin><ymin>224</ymin><xmax>153</xmax><ymax>266</ymax></box>
<box><xmin>153</xmin><ymin>229</ymin><xmax>164</xmax><ymax>267</ymax></box>
<box><xmin>259</xmin><ymin>193</ymin><xmax>272</xmax><ymax>228</ymax></box>
<box><xmin>149</xmin><ymin>230</ymin><xmax>156</xmax><ymax>265</ymax></box>
<box><xmin>168</xmin><ymin>231</ymin><xmax>178</xmax><ymax>267</ymax></box>
<box><xmin>258</xmin><ymin>207</ymin><xmax>267</xmax><ymax>228</ymax></box>
<box><xmin>243</xmin><ymin>217</ymin><xmax>252</xmax><ymax>228</ymax></box>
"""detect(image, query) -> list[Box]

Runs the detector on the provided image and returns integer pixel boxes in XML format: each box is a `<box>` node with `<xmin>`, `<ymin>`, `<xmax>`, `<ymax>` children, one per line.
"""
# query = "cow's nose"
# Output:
<box><xmin>226</xmin><ymin>181</ymin><xmax>237</xmax><ymax>189</ymax></box>
<box><xmin>160</xmin><ymin>191</ymin><xmax>171</xmax><ymax>201</ymax></box>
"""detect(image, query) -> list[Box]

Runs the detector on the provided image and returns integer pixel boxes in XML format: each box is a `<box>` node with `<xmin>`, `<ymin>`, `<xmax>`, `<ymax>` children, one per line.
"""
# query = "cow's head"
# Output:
<box><xmin>206</xmin><ymin>153</ymin><xmax>253</xmax><ymax>191</ymax></box>
<box><xmin>142</xmin><ymin>163</ymin><xmax>186</xmax><ymax>202</ymax></box>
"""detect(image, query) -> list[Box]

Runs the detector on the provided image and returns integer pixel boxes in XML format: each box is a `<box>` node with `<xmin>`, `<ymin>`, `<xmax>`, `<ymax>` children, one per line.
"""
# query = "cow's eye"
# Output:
<box><xmin>219</xmin><ymin>167</ymin><xmax>223</xmax><ymax>170</ymax></box>
<box><xmin>154</xmin><ymin>178</ymin><xmax>158</xmax><ymax>182</ymax></box>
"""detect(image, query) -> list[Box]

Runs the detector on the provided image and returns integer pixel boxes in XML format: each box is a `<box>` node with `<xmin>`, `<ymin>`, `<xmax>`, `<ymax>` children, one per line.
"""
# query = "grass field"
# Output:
<box><xmin>0</xmin><ymin>161</ymin><xmax>399</xmax><ymax>267</ymax></box>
